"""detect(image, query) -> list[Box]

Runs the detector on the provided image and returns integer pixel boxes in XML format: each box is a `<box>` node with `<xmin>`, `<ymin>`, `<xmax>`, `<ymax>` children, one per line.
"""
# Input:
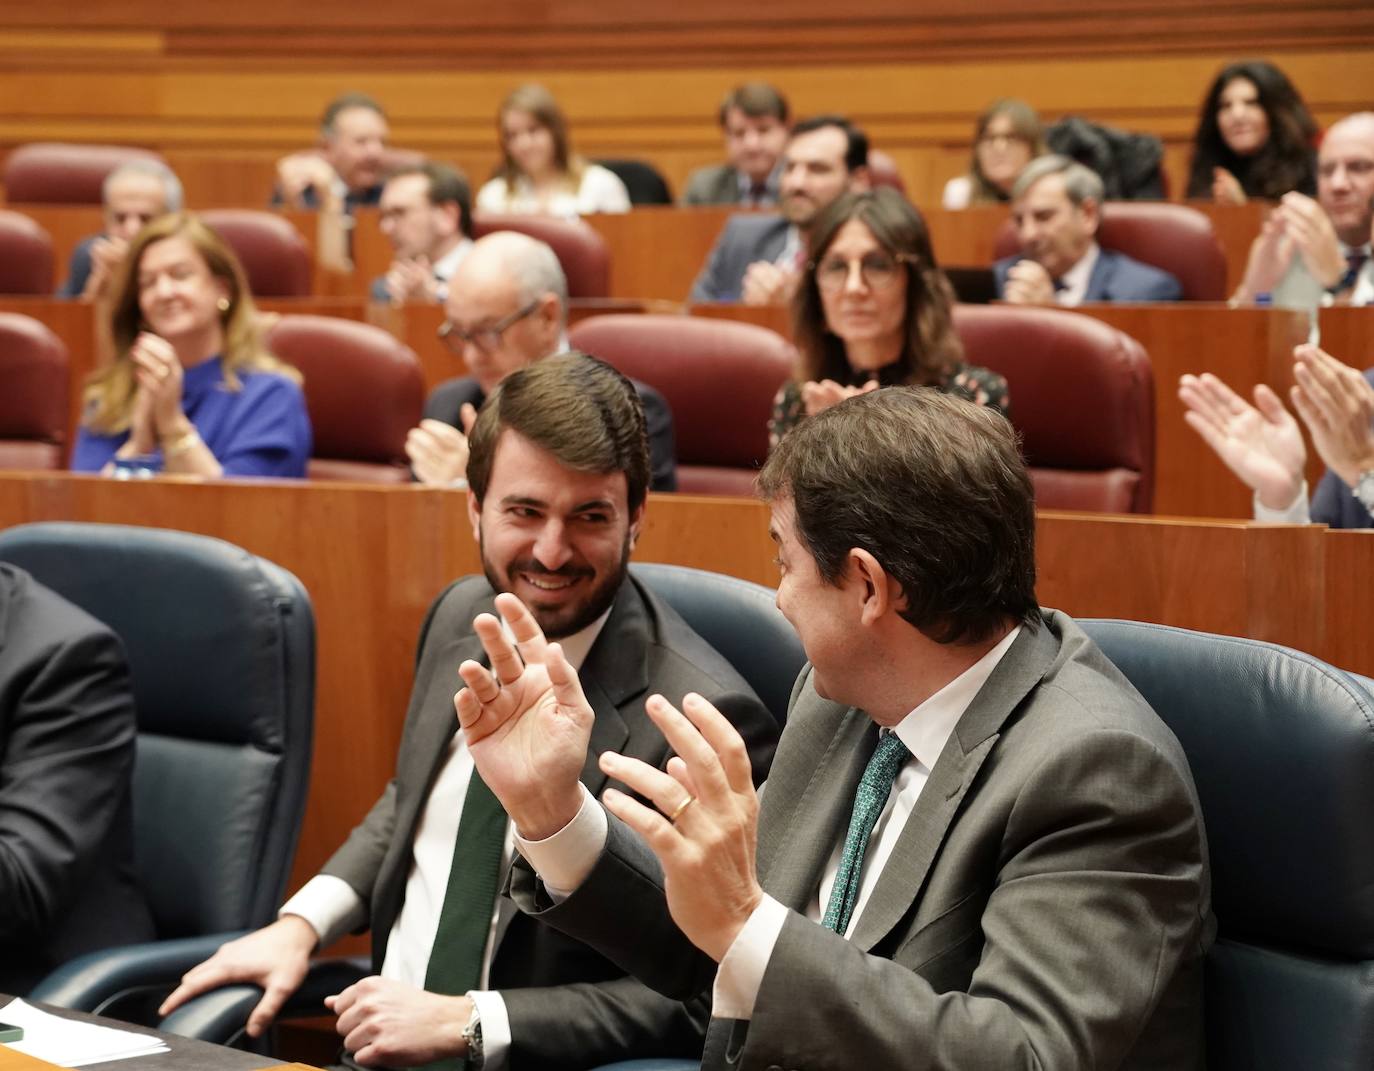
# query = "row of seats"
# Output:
<box><xmin>8</xmin><ymin>520</ymin><xmax>1372</xmax><ymax>1069</ymax></box>
<box><xmin>0</xmin><ymin>305</ymin><xmax>1152</xmax><ymax>511</ymax></box>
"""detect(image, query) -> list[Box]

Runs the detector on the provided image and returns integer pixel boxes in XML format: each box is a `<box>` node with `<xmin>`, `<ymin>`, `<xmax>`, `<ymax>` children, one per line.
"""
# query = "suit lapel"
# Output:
<box><xmin>757</xmin><ymin>219</ymin><xmax>792</xmax><ymax>266</ymax></box>
<box><xmin>848</xmin><ymin>620</ymin><xmax>1062</xmax><ymax>952</ymax></box>
<box><xmin>1084</xmin><ymin>249</ymin><xmax>1116</xmax><ymax>302</ymax></box>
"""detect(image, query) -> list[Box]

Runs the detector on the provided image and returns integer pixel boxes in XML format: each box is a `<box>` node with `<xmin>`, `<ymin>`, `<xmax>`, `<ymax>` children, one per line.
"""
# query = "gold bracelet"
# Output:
<box><xmin>162</xmin><ymin>428</ymin><xmax>201</xmax><ymax>459</ymax></box>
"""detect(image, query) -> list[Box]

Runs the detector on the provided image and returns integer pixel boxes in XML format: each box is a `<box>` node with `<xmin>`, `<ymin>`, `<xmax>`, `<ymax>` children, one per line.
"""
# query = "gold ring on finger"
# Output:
<box><xmin>667</xmin><ymin>794</ymin><xmax>696</xmax><ymax>825</ymax></box>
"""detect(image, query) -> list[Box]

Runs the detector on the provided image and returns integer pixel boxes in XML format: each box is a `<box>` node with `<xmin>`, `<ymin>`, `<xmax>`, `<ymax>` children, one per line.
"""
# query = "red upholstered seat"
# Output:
<box><xmin>953</xmin><ymin>304</ymin><xmax>1154</xmax><ymax>513</ymax></box>
<box><xmin>867</xmin><ymin>149</ymin><xmax>907</xmax><ymax>195</ymax></box>
<box><xmin>199</xmin><ymin>210</ymin><xmax>312</xmax><ymax>298</ymax></box>
<box><xmin>264</xmin><ymin>315</ymin><xmax>424</xmax><ymax>483</ymax></box>
<box><xmin>3</xmin><ymin>142</ymin><xmax>167</xmax><ymax>204</ymax></box>
<box><xmin>993</xmin><ymin>202</ymin><xmax>1227</xmax><ymax>301</ymax></box>
<box><xmin>568</xmin><ymin>314</ymin><xmax>796</xmax><ymax>496</ymax></box>
<box><xmin>472</xmin><ymin>215</ymin><xmax>610</xmax><ymax>298</ymax></box>
<box><xmin>0</xmin><ymin>312</ymin><xmax>67</xmax><ymax>470</ymax></box>
<box><xmin>0</xmin><ymin>212</ymin><xmax>55</xmax><ymax>295</ymax></box>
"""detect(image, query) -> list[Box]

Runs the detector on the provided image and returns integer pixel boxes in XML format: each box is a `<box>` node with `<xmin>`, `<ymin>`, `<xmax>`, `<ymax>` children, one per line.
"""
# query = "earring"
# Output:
<box><xmin>217</xmin><ymin>297</ymin><xmax>230</xmax><ymax>312</ymax></box>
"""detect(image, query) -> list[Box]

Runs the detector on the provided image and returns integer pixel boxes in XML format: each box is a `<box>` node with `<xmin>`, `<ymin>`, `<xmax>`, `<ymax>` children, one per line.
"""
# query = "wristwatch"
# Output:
<box><xmin>462</xmin><ymin>1004</ymin><xmax>484</xmax><ymax>1068</ymax></box>
<box><xmin>1354</xmin><ymin>469</ymin><xmax>1374</xmax><ymax>516</ymax></box>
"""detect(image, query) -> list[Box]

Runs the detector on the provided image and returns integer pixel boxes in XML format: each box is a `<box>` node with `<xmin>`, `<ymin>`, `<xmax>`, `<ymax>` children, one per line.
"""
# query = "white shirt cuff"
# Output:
<box><xmin>1253</xmin><ymin>482</ymin><xmax>1312</xmax><ymax>524</ymax></box>
<box><xmin>710</xmin><ymin>893</ymin><xmax>789</xmax><ymax>1022</ymax></box>
<box><xmin>277</xmin><ymin>875</ymin><xmax>366</xmax><ymax>950</ymax></box>
<box><xmin>467</xmin><ymin>989</ymin><xmax>512</xmax><ymax>1070</ymax></box>
<box><xmin>513</xmin><ymin>784</ymin><xmax>608</xmax><ymax>899</ymax></box>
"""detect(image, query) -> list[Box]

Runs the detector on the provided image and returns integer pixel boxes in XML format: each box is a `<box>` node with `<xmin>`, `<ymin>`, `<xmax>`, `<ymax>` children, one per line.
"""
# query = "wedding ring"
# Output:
<box><xmin>667</xmin><ymin>794</ymin><xmax>696</xmax><ymax>824</ymax></box>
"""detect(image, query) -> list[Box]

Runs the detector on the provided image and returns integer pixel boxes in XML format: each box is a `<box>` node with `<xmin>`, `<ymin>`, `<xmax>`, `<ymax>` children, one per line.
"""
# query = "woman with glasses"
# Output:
<box><xmin>769</xmin><ymin>189</ymin><xmax>1009</xmax><ymax>446</ymax></box>
<box><xmin>70</xmin><ymin>213</ymin><xmax>311</xmax><ymax>479</ymax></box>
<box><xmin>475</xmin><ymin>84</ymin><xmax>631</xmax><ymax>218</ymax></box>
<box><xmin>1185</xmin><ymin>61</ymin><xmax>1318</xmax><ymax>205</ymax></box>
<box><xmin>942</xmin><ymin>99</ymin><xmax>1046</xmax><ymax>210</ymax></box>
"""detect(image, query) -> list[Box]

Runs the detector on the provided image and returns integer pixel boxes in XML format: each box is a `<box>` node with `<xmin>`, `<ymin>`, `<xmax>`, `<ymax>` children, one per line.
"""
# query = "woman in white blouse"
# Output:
<box><xmin>476</xmin><ymin>84</ymin><xmax>631</xmax><ymax>217</ymax></box>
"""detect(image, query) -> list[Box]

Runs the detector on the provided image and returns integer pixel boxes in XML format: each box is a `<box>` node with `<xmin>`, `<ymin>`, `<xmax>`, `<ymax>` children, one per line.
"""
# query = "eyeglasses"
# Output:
<box><xmin>978</xmin><ymin>132</ymin><xmax>1028</xmax><ymax>149</ymax></box>
<box><xmin>813</xmin><ymin>253</ymin><xmax>914</xmax><ymax>293</ymax></box>
<box><xmin>438</xmin><ymin>300</ymin><xmax>539</xmax><ymax>354</ymax></box>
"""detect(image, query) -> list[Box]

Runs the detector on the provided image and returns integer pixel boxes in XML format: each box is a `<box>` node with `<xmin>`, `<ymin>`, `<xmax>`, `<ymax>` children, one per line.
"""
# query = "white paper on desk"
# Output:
<box><xmin>0</xmin><ymin>998</ymin><xmax>170</xmax><ymax>1066</ymax></box>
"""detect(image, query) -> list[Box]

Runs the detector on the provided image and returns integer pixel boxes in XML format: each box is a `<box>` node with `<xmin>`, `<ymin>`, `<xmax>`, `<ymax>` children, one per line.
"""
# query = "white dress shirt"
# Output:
<box><xmin>518</xmin><ymin>624</ymin><xmax>1022</xmax><ymax>1022</ymax></box>
<box><xmin>1054</xmin><ymin>243</ymin><xmax>1100</xmax><ymax>307</ymax></box>
<box><xmin>475</xmin><ymin>165</ymin><xmax>631</xmax><ymax>218</ymax></box>
<box><xmin>279</xmin><ymin>609</ymin><xmax>610</xmax><ymax>1070</ymax></box>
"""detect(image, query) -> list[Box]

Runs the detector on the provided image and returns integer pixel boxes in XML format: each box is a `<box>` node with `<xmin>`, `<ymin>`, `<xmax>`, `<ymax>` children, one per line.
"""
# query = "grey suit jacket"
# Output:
<box><xmin>682</xmin><ymin>164</ymin><xmax>780</xmax><ymax>207</ymax></box>
<box><xmin>689</xmin><ymin>215</ymin><xmax>793</xmax><ymax>303</ymax></box>
<box><xmin>512</xmin><ymin>610</ymin><xmax>1213</xmax><ymax>1070</ymax></box>
<box><xmin>993</xmin><ymin>248</ymin><xmax>1183</xmax><ymax>303</ymax></box>
<box><xmin>320</xmin><ymin>573</ymin><xmax>777</xmax><ymax>1069</ymax></box>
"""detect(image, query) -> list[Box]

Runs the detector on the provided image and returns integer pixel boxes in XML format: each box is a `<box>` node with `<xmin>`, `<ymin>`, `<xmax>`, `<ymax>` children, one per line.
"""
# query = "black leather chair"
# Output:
<box><xmin>1080</xmin><ymin>619</ymin><xmax>1374</xmax><ymax>1071</ymax></box>
<box><xmin>593</xmin><ymin>159</ymin><xmax>674</xmax><ymax>205</ymax></box>
<box><xmin>0</xmin><ymin>523</ymin><xmax>316</xmax><ymax>1025</ymax></box>
<box><xmin>156</xmin><ymin>564</ymin><xmax>803</xmax><ymax>1057</ymax></box>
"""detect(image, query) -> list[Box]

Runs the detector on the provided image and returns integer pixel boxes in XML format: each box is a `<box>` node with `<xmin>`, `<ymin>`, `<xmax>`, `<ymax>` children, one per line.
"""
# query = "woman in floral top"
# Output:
<box><xmin>769</xmin><ymin>189</ymin><xmax>1009</xmax><ymax>447</ymax></box>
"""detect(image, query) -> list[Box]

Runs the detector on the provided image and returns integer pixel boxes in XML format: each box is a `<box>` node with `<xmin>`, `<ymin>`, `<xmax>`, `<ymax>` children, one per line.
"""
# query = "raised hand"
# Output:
<box><xmin>800</xmin><ymin>378</ymin><xmax>878</xmax><ymax>417</ymax></box>
<box><xmin>129</xmin><ymin>332</ymin><xmax>185</xmax><ymax>434</ymax></box>
<box><xmin>1290</xmin><ymin>344</ymin><xmax>1374</xmax><ymax>487</ymax></box>
<box><xmin>1002</xmin><ymin>259</ymin><xmax>1057</xmax><ymax>306</ymax></box>
<box><xmin>1211</xmin><ymin>167</ymin><xmax>1247</xmax><ymax>206</ymax></box>
<box><xmin>741</xmin><ymin>260</ymin><xmax>795</xmax><ymax>306</ymax></box>
<box><xmin>454</xmin><ymin>593</ymin><xmax>594</xmax><ymax>840</ymax></box>
<box><xmin>1179</xmin><ymin>371</ymin><xmax>1307</xmax><ymax>510</ymax></box>
<box><xmin>1276</xmin><ymin>192</ymin><xmax>1345</xmax><ymax>289</ymax></box>
<box><xmin>406</xmin><ymin>418</ymin><xmax>470</xmax><ymax>487</ymax></box>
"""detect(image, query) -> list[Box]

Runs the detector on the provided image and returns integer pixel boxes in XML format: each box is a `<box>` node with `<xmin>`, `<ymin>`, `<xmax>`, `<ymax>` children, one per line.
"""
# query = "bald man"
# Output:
<box><xmin>406</xmin><ymin>231</ymin><xmax>677</xmax><ymax>492</ymax></box>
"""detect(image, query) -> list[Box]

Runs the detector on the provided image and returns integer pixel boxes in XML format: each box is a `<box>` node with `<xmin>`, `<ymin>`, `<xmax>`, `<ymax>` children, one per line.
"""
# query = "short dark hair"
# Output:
<box><xmin>467</xmin><ymin>353</ymin><xmax>651</xmax><ymax>515</ymax></box>
<box><xmin>757</xmin><ymin>388</ymin><xmax>1038</xmax><ymax>645</ymax></box>
<box><xmin>718</xmin><ymin>83</ymin><xmax>790</xmax><ymax>127</ymax></box>
<box><xmin>386</xmin><ymin>161</ymin><xmax>474</xmax><ymax>238</ymax></box>
<box><xmin>321</xmin><ymin>92</ymin><xmax>387</xmax><ymax>136</ymax></box>
<box><xmin>789</xmin><ymin>115</ymin><xmax>869</xmax><ymax>172</ymax></box>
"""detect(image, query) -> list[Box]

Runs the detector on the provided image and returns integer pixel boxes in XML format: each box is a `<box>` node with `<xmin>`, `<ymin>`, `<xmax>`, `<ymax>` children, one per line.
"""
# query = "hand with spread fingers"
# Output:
<box><xmin>1289</xmin><ymin>344</ymin><xmax>1374</xmax><ymax>487</ymax></box>
<box><xmin>596</xmin><ymin>692</ymin><xmax>763</xmax><ymax>963</ymax></box>
<box><xmin>1178</xmin><ymin>370</ymin><xmax>1307</xmax><ymax>510</ymax></box>
<box><xmin>454</xmin><ymin>592</ymin><xmax>595</xmax><ymax>840</ymax></box>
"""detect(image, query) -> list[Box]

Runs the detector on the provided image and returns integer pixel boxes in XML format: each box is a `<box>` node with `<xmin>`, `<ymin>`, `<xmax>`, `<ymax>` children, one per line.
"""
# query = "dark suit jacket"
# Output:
<box><xmin>994</xmin><ymin>248</ymin><xmax>1183</xmax><ymax>303</ymax></box>
<box><xmin>56</xmin><ymin>234</ymin><xmax>98</xmax><ymax>299</ymax></box>
<box><xmin>320</xmin><ymin>574</ymin><xmax>777</xmax><ymax>1069</ymax></box>
<box><xmin>0</xmin><ymin>564</ymin><xmax>154</xmax><ymax>993</ymax></box>
<box><xmin>689</xmin><ymin>215</ymin><xmax>793</xmax><ymax>303</ymax></box>
<box><xmin>424</xmin><ymin>375</ymin><xmax>679</xmax><ymax>493</ymax></box>
<box><xmin>513</xmin><ymin>610</ymin><xmax>1213</xmax><ymax>1070</ymax></box>
<box><xmin>681</xmin><ymin>164</ymin><xmax>779</xmax><ymax>207</ymax></box>
<box><xmin>1309</xmin><ymin>369</ymin><xmax>1374</xmax><ymax>529</ymax></box>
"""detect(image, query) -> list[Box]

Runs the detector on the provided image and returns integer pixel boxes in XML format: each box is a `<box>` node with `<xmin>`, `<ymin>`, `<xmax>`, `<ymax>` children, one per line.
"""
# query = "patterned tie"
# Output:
<box><xmin>1333</xmin><ymin>249</ymin><xmax>1369</xmax><ymax>295</ymax></box>
<box><xmin>821</xmin><ymin>732</ymin><xmax>912</xmax><ymax>936</ymax></box>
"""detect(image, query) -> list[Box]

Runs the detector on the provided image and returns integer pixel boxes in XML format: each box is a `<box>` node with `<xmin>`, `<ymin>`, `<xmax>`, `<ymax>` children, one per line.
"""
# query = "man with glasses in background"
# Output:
<box><xmin>406</xmin><ymin>231</ymin><xmax>677</xmax><ymax>491</ymax></box>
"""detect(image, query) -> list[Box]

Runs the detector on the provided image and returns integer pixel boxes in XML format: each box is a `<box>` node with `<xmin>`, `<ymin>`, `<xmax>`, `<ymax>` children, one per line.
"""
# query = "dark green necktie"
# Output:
<box><xmin>821</xmin><ymin>732</ymin><xmax>912</xmax><ymax>936</ymax></box>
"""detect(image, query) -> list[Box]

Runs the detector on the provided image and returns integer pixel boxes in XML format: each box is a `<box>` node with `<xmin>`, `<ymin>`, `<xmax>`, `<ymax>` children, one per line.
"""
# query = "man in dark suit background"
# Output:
<box><xmin>681</xmin><ymin>83</ymin><xmax>790</xmax><ymax>208</ymax></box>
<box><xmin>688</xmin><ymin>115</ymin><xmax>870</xmax><ymax>305</ymax></box>
<box><xmin>456</xmin><ymin>387</ymin><xmax>1212</xmax><ymax>1070</ymax></box>
<box><xmin>0</xmin><ymin>564</ymin><xmax>153</xmax><ymax>993</ymax></box>
<box><xmin>159</xmin><ymin>355</ymin><xmax>776</xmax><ymax>1069</ymax></box>
<box><xmin>995</xmin><ymin>154</ymin><xmax>1183</xmax><ymax>305</ymax></box>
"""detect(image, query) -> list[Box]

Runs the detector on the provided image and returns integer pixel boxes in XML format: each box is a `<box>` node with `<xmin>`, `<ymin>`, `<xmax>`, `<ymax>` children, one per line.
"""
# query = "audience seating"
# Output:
<box><xmin>199</xmin><ymin>209</ymin><xmax>312</xmax><ymax>298</ymax></box>
<box><xmin>0</xmin><ymin>211</ymin><xmax>55</xmax><ymax>294</ymax></box>
<box><xmin>264</xmin><ymin>314</ymin><xmax>424</xmax><ymax>482</ymax></box>
<box><xmin>473</xmin><ymin>213</ymin><xmax>610</xmax><ymax>297</ymax></box>
<box><xmin>5</xmin><ymin>522</ymin><xmax>314</xmax><ymax>1025</ymax></box>
<box><xmin>953</xmin><ymin>304</ymin><xmax>1154</xmax><ymax>513</ymax></box>
<box><xmin>3</xmin><ymin>142</ymin><xmax>167</xmax><ymax>204</ymax></box>
<box><xmin>1081</xmin><ymin>620</ymin><xmax>1374</xmax><ymax>1071</ymax></box>
<box><xmin>568</xmin><ymin>313</ymin><xmax>795</xmax><ymax>495</ymax></box>
<box><xmin>993</xmin><ymin>202</ymin><xmax>1228</xmax><ymax>301</ymax></box>
<box><xmin>594</xmin><ymin>158</ymin><xmax>674</xmax><ymax>205</ymax></box>
<box><xmin>0</xmin><ymin>313</ymin><xmax>67</xmax><ymax>470</ymax></box>
<box><xmin>867</xmin><ymin>149</ymin><xmax>908</xmax><ymax>195</ymax></box>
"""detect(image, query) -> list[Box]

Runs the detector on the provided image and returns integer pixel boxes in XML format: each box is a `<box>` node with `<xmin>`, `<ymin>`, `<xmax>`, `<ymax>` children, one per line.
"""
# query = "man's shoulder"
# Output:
<box><xmin>684</xmin><ymin>164</ymin><xmax>739</xmax><ymax>204</ymax></box>
<box><xmin>1098</xmin><ymin>249</ymin><xmax>1183</xmax><ymax>300</ymax></box>
<box><xmin>623</xmin><ymin>576</ymin><xmax>758</xmax><ymax>700</ymax></box>
<box><xmin>0</xmin><ymin>563</ymin><xmax>118</xmax><ymax>658</ymax></box>
<box><xmin>718</xmin><ymin>212</ymin><xmax>788</xmax><ymax>247</ymax></box>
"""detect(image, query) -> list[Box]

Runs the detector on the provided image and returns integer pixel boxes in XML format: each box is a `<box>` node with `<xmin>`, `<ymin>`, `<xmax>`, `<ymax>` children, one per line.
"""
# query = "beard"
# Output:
<box><xmin>479</xmin><ymin>530</ymin><xmax>632</xmax><ymax>639</ymax></box>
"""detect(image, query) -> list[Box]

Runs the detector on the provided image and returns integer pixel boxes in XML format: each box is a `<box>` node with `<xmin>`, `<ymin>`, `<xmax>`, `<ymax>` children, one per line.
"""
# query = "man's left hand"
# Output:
<box><xmin>326</xmin><ymin>976</ymin><xmax>470</xmax><ymax>1066</ymax></box>
<box><xmin>384</xmin><ymin>257</ymin><xmax>439</xmax><ymax>306</ymax></box>
<box><xmin>1275</xmin><ymin>193</ymin><xmax>1346</xmax><ymax>289</ymax></box>
<box><xmin>597</xmin><ymin>692</ymin><xmax>763</xmax><ymax>963</ymax></box>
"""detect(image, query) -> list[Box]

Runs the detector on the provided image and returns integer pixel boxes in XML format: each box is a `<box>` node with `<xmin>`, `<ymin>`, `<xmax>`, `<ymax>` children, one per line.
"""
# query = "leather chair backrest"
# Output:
<box><xmin>953</xmin><ymin>304</ymin><xmax>1154</xmax><ymax>512</ymax></box>
<box><xmin>3</xmin><ymin>142</ymin><xmax>166</xmax><ymax>204</ymax></box>
<box><xmin>0</xmin><ymin>312</ymin><xmax>67</xmax><ymax>469</ymax></box>
<box><xmin>0</xmin><ymin>211</ymin><xmax>55</xmax><ymax>295</ymax></box>
<box><xmin>199</xmin><ymin>210</ymin><xmax>312</xmax><ymax>298</ymax></box>
<box><xmin>992</xmin><ymin>202</ymin><xmax>1227</xmax><ymax>301</ymax></box>
<box><xmin>1080</xmin><ymin>619</ymin><xmax>1374</xmax><ymax>1071</ymax></box>
<box><xmin>631</xmin><ymin>563</ymin><xmax>803</xmax><ymax>726</ymax></box>
<box><xmin>472</xmin><ymin>215</ymin><xmax>610</xmax><ymax>297</ymax></box>
<box><xmin>569</xmin><ymin>313</ymin><xmax>795</xmax><ymax>496</ymax></box>
<box><xmin>593</xmin><ymin>158</ymin><xmax>674</xmax><ymax>205</ymax></box>
<box><xmin>0</xmin><ymin>522</ymin><xmax>316</xmax><ymax>938</ymax></box>
<box><xmin>265</xmin><ymin>314</ymin><xmax>424</xmax><ymax>482</ymax></box>
<box><xmin>867</xmin><ymin>149</ymin><xmax>907</xmax><ymax>195</ymax></box>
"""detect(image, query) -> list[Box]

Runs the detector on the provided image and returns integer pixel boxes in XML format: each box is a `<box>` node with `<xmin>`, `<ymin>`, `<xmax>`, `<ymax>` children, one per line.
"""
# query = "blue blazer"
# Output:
<box><xmin>689</xmin><ymin>215</ymin><xmax>793</xmax><ymax>304</ymax></box>
<box><xmin>994</xmin><ymin>248</ymin><xmax>1183</xmax><ymax>303</ymax></box>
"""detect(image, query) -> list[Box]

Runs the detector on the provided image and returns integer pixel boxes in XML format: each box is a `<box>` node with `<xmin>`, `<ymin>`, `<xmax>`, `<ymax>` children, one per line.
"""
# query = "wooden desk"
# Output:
<box><xmin>0</xmin><ymin>473</ymin><xmax>1367</xmax><ymax>901</ymax></box>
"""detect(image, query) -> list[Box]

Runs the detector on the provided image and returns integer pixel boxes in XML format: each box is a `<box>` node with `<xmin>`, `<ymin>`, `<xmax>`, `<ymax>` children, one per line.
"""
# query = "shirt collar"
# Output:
<box><xmin>1056</xmin><ymin>242</ymin><xmax>1100</xmax><ymax>304</ymax></box>
<box><xmin>433</xmin><ymin>237</ymin><xmax>474</xmax><ymax>281</ymax></box>
<box><xmin>890</xmin><ymin>625</ymin><xmax>1022</xmax><ymax>770</ymax></box>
